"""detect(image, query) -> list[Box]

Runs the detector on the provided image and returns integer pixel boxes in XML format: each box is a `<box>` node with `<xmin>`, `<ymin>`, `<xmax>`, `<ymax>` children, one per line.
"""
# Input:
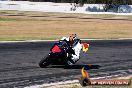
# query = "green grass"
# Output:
<box><xmin>0</xmin><ymin>18</ymin><xmax>17</xmax><ymax>21</ymax></box>
<box><xmin>1</xmin><ymin>10</ymin><xmax>132</xmax><ymax>19</ymax></box>
<box><xmin>0</xmin><ymin>37</ymin><xmax>58</xmax><ymax>41</ymax></box>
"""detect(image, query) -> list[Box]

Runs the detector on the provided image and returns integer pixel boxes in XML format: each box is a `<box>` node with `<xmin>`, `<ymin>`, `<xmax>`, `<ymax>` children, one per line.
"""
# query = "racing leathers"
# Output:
<box><xmin>61</xmin><ymin>37</ymin><xmax>82</xmax><ymax>65</ymax></box>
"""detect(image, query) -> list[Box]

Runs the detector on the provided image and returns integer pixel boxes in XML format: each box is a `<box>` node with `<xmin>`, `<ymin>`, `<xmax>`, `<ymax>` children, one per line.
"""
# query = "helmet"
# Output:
<box><xmin>69</xmin><ymin>34</ymin><xmax>76</xmax><ymax>40</ymax></box>
<box><xmin>69</xmin><ymin>34</ymin><xmax>76</xmax><ymax>45</ymax></box>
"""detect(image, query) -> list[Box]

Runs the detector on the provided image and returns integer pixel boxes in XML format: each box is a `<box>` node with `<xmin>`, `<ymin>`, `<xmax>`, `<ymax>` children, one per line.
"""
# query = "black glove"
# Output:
<box><xmin>67</xmin><ymin>48</ymin><xmax>75</xmax><ymax>55</ymax></box>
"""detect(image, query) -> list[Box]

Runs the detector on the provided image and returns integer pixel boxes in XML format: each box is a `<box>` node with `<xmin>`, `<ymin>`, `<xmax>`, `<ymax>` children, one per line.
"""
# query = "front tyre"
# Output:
<box><xmin>39</xmin><ymin>54</ymin><xmax>52</xmax><ymax>68</ymax></box>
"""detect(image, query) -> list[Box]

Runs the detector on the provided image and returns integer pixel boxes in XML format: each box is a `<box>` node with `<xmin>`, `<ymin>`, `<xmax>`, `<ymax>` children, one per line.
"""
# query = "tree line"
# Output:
<box><xmin>13</xmin><ymin>0</ymin><xmax>132</xmax><ymax>5</ymax></box>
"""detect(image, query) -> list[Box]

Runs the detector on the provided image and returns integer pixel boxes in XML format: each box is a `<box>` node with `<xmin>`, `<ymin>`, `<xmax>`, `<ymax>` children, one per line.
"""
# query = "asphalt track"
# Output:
<box><xmin>0</xmin><ymin>40</ymin><xmax>132</xmax><ymax>88</ymax></box>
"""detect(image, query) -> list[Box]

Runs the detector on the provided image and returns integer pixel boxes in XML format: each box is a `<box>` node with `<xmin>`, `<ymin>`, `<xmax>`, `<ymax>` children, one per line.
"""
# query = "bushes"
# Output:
<box><xmin>14</xmin><ymin>0</ymin><xmax>132</xmax><ymax>4</ymax></box>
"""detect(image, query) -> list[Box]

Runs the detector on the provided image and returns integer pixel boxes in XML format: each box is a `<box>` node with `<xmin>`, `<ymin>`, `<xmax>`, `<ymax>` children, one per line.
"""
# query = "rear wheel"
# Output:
<box><xmin>39</xmin><ymin>54</ymin><xmax>52</xmax><ymax>68</ymax></box>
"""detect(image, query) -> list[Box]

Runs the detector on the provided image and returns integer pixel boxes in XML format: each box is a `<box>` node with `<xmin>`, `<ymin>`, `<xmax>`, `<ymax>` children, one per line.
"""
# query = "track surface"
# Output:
<box><xmin>0</xmin><ymin>40</ymin><xmax>132</xmax><ymax>88</ymax></box>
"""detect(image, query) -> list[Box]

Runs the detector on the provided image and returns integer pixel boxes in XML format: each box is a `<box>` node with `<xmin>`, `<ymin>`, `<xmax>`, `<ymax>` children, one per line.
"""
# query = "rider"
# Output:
<box><xmin>61</xmin><ymin>34</ymin><xmax>82</xmax><ymax>65</ymax></box>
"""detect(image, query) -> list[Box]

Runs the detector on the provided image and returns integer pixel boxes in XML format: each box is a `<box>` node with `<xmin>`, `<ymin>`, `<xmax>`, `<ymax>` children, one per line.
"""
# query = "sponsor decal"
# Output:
<box><xmin>82</xmin><ymin>43</ymin><xmax>89</xmax><ymax>53</ymax></box>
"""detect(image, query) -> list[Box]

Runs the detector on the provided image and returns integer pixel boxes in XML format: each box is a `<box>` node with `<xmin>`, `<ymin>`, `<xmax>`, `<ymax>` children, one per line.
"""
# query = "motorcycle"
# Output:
<box><xmin>39</xmin><ymin>39</ymin><xmax>89</xmax><ymax>68</ymax></box>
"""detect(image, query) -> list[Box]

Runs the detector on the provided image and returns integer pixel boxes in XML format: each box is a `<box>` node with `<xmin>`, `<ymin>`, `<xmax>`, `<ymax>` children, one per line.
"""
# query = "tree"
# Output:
<box><xmin>13</xmin><ymin>0</ymin><xmax>132</xmax><ymax>4</ymax></box>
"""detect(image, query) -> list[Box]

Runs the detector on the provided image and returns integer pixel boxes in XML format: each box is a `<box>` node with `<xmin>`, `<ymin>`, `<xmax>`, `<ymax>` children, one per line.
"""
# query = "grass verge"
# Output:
<box><xmin>0</xmin><ymin>11</ymin><xmax>132</xmax><ymax>41</ymax></box>
<box><xmin>44</xmin><ymin>77</ymin><xmax>132</xmax><ymax>88</ymax></box>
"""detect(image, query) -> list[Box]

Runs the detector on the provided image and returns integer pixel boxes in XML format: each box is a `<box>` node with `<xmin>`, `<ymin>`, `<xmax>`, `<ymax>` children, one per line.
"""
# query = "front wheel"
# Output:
<box><xmin>39</xmin><ymin>54</ymin><xmax>52</xmax><ymax>68</ymax></box>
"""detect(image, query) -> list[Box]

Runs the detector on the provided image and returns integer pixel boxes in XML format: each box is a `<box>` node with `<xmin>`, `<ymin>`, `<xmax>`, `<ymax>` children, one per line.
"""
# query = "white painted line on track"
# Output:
<box><xmin>24</xmin><ymin>74</ymin><xmax>127</xmax><ymax>88</ymax></box>
<box><xmin>24</xmin><ymin>80</ymin><xmax>79</xmax><ymax>88</ymax></box>
<box><xmin>0</xmin><ymin>38</ymin><xmax>132</xmax><ymax>43</ymax></box>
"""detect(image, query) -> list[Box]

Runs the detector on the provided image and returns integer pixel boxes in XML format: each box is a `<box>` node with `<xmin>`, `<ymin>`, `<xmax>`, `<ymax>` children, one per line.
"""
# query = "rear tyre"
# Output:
<box><xmin>39</xmin><ymin>54</ymin><xmax>52</xmax><ymax>68</ymax></box>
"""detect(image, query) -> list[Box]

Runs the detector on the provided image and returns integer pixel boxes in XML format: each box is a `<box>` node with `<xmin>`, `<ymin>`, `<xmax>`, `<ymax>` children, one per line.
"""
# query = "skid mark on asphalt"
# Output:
<box><xmin>0</xmin><ymin>66</ymin><xmax>39</xmax><ymax>72</ymax></box>
<box><xmin>0</xmin><ymin>40</ymin><xmax>132</xmax><ymax>88</ymax></box>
